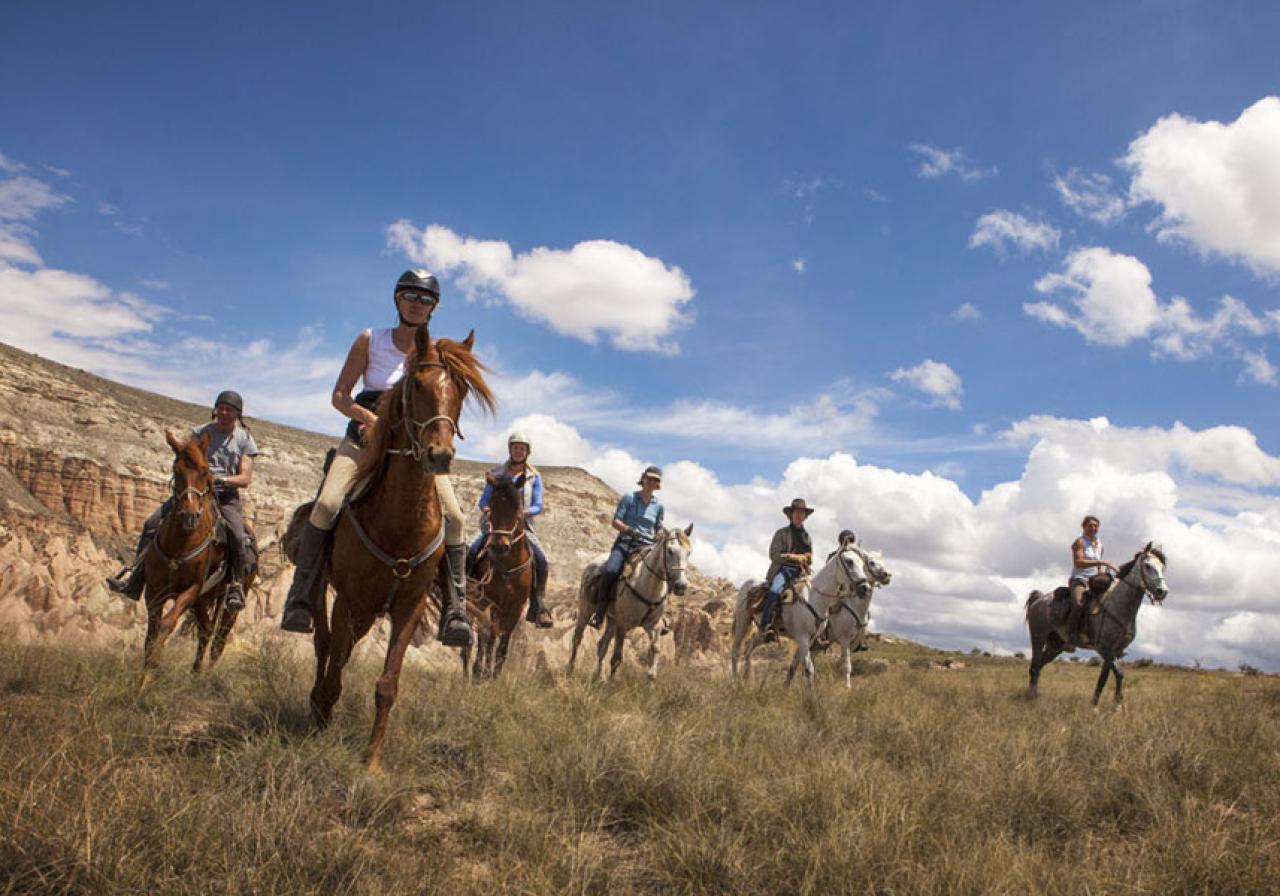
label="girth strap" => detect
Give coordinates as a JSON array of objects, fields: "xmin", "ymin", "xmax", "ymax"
[{"xmin": 343, "ymin": 500, "xmax": 446, "ymax": 616}]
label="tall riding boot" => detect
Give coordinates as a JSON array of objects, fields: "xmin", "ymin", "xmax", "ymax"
[
  {"xmin": 526, "ymin": 564, "xmax": 553, "ymax": 628},
  {"xmin": 760, "ymin": 592, "xmax": 781, "ymax": 643},
  {"xmin": 587, "ymin": 574, "xmax": 613, "ymax": 629},
  {"xmin": 106, "ymin": 532, "xmax": 153, "ymax": 600},
  {"xmin": 280, "ymin": 522, "xmax": 331, "ymax": 634},
  {"xmin": 438, "ymin": 544, "xmax": 474, "ymax": 648},
  {"xmin": 1065, "ymin": 600, "xmax": 1085, "ymax": 647}
]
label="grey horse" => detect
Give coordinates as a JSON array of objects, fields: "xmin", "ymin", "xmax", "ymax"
[{"xmin": 1024, "ymin": 542, "xmax": 1168, "ymax": 706}]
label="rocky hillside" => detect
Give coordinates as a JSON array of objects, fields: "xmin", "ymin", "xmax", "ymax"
[{"xmin": 0, "ymin": 341, "xmax": 733, "ymax": 666}]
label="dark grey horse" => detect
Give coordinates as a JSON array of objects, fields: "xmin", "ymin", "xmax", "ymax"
[{"xmin": 1024, "ymin": 542, "xmax": 1168, "ymax": 706}]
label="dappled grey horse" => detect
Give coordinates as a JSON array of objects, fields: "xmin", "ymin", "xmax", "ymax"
[
  {"xmin": 732, "ymin": 540, "xmax": 873, "ymax": 688},
  {"xmin": 569, "ymin": 525, "xmax": 693, "ymax": 681},
  {"xmin": 1024, "ymin": 542, "xmax": 1168, "ymax": 706},
  {"xmin": 824, "ymin": 544, "xmax": 892, "ymax": 688}
]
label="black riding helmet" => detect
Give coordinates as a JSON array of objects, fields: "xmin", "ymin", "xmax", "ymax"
[
  {"xmin": 212, "ymin": 389, "xmax": 243, "ymax": 418},
  {"xmin": 395, "ymin": 269, "xmax": 441, "ymax": 300}
]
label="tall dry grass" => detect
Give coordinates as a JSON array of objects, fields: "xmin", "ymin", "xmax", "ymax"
[{"xmin": 2, "ymin": 638, "xmax": 1278, "ymax": 895}]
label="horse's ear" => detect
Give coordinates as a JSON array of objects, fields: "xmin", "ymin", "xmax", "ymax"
[
  {"xmin": 484, "ymin": 471, "xmax": 497, "ymax": 487},
  {"xmin": 684, "ymin": 522, "xmax": 694, "ymax": 537},
  {"xmin": 462, "ymin": 329, "xmax": 475, "ymax": 351},
  {"xmin": 196, "ymin": 427, "xmax": 212, "ymax": 457},
  {"xmin": 515, "ymin": 473, "xmax": 526, "ymax": 489},
  {"xmin": 165, "ymin": 429, "xmax": 181, "ymax": 453},
  {"xmin": 414, "ymin": 323, "xmax": 431, "ymax": 356},
  {"xmin": 1144, "ymin": 540, "xmax": 1153, "ymax": 552}
]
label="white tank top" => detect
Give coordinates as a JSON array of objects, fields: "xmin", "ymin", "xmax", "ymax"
[
  {"xmin": 363, "ymin": 328, "xmax": 407, "ymax": 391},
  {"xmin": 1071, "ymin": 535, "xmax": 1103, "ymax": 582}
]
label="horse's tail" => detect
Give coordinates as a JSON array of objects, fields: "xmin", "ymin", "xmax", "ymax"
[{"xmin": 1024, "ymin": 590, "xmax": 1044, "ymax": 622}]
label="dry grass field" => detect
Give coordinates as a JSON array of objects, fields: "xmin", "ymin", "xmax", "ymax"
[{"xmin": 2, "ymin": 637, "xmax": 1278, "ymax": 895}]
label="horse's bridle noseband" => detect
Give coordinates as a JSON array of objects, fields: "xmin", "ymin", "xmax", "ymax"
[{"xmin": 386, "ymin": 360, "xmax": 464, "ymax": 462}]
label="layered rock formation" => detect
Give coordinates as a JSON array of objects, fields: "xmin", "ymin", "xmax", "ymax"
[{"xmin": 0, "ymin": 341, "xmax": 733, "ymax": 666}]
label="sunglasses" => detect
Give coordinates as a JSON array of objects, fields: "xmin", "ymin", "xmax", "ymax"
[{"xmin": 398, "ymin": 291, "xmax": 438, "ymax": 306}]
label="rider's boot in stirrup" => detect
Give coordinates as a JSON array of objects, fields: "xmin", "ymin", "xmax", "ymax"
[
  {"xmin": 587, "ymin": 575, "xmax": 612, "ymax": 629},
  {"xmin": 1064, "ymin": 600, "xmax": 1084, "ymax": 650},
  {"xmin": 280, "ymin": 522, "xmax": 330, "ymax": 634},
  {"xmin": 526, "ymin": 565, "xmax": 553, "ymax": 628},
  {"xmin": 760, "ymin": 593, "xmax": 780, "ymax": 643},
  {"xmin": 106, "ymin": 562, "xmax": 146, "ymax": 601},
  {"xmin": 439, "ymin": 544, "xmax": 474, "ymax": 647}
]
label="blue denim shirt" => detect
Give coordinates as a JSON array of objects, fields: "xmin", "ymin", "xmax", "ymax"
[{"xmin": 613, "ymin": 490, "xmax": 664, "ymax": 546}]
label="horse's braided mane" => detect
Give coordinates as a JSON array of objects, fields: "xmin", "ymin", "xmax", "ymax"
[{"xmin": 353, "ymin": 335, "xmax": 497, "ymax": 485}]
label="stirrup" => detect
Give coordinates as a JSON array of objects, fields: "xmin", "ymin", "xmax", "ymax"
[
  {"xmin": 224, "ymin": 583, "xmax": 245, "ymax": 612},
  {"xmin": 439, "ymin": 610, "xmax": 473, "ymax": 647}
]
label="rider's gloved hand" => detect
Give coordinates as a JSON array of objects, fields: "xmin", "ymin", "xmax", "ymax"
[{"xmin": 213, "ymin": 475, "xmax": 227, "ymax": 490}]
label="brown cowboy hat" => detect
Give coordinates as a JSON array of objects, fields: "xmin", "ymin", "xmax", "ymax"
[{"xmin": 783, "ymin": 497, "xmax": 815, "ymax": 518}]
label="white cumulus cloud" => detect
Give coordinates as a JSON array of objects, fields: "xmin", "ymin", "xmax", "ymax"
[
  {"xmin": 1124, "ymin": 96, "xmax": 1280, "ymax": 273},
  {"xmin": 387, "ymin": 221, "xmax": 695, "ymax": 354},
  {"xmin": 889, "ymin": 360, "xmax": 963, "ymax": 410}
]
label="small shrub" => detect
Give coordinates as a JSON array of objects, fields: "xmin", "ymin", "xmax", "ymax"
[
  {"xmin": 1131, "ymin": 658, "xmax": 1154, "ymax": 668},
  {"xmin": 1239, "ymin": 663, "xmax": 1261, "ymax": 677},
  {"xmin": 1087, "ymin": 657, "xmax": 1102, "ymax": 667}
]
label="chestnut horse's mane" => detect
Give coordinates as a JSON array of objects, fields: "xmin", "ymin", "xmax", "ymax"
[{"xmin": 354, "ymin": 334, "xmax": 497, "ymax": 485}]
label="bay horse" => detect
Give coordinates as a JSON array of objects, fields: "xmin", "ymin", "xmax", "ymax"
[
  {"xmin": 142, "ymin": 429, "xmax": 245, "ymax": 673},
  {"xmin": 731, "ymin": 539, "xmax": 871, "ymax": 687},
  {"xmin": 309, "ymin": 325, "xmax": 495, "ymax": 770},
  {"xmin": 823, "ymin": 543, "xmax": 892, "ymax": 688},
  {"xmin": 466, "ymin": 471, "xmax": 535, "ymax": 680},
  {"xmin": 1024, "ymin": 542, "xmax": 1168, "ymax": 706},
  {"xmin": 568, "ymin": 525, "xmax": 693, "ymax": 681}
]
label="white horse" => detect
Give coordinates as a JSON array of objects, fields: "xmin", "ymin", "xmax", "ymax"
[
  {"xmin": 731, "ymin": 540, "xmax": 872, "ymax": 687},
  {"xmin": 569, "ymin": 525, "xmax": 693, "ymax": 681},
  {"xmin": 823, "ymin": 544, "xmax": 892, "ymax": 688}
]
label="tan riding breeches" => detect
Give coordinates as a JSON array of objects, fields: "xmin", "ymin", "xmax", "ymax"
[{"xmin": 308, "ymin": 437, "xmax": 465, "ymax": 546}]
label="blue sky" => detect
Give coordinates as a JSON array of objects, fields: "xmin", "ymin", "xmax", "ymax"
[{"xmin": 4, "ymin": 2, "xmax": 1280, "ymax": 667}]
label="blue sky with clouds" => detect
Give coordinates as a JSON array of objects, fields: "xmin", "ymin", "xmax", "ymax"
[{"xmin": 5, "ymin": 2, "xmax": 1280, "ymax": 668}]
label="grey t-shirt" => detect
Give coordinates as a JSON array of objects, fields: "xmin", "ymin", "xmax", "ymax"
[{"xmin": 192, "ymin": 422, "xmax": 259, "ymax": 479}]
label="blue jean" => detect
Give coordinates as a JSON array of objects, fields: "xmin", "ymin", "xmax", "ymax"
[{"xmin": 761, "ymin": 565, "xmax": 800, "ymax": 627}]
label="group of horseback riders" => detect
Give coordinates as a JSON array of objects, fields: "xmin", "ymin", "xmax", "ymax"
[{"xmin": 106, "ymin": 267, "xmax": 1118, "ymax": 650}]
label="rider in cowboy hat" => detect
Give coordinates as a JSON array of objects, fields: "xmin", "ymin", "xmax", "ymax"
[
  {"xmin": 588, "ymin": 464, "xmax": 665, "ymax": 629},
  {"xmin": 106, "ymin": 390, "xmax": 258, "ymax": 612},
  {"xmin": 278, "ymin": 270, "xmax": 472, "ymax": 646},
  {"xmin": 759, "ymin": 497, "xmax": 815, "ymax": 642},
  {"xmin": 466, "ymin": 431, "xmax": 553, "ymax": 628}
]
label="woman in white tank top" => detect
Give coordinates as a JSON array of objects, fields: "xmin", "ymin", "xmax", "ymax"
[
  {"xmin": 1066, "ymin": 515, "xmax": 1119, "ymax": 642},
  {"xmin": 280, "ymin": 269, "xmax": 472, "ymax": 648}
]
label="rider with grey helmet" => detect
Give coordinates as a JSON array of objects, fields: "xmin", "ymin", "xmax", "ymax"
[
  {"xmin": 466, "ymin": 431, "xmax": 553, "ymax": 628},
  {"xmin": 106, "ymin": 390, "xmax": 258, "ymax": 612},
  {"xmin": 278, "ymin": 270, "xmax": 473, "ymax": 647}
]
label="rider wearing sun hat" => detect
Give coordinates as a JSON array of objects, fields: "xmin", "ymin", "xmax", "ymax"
[
  {"xmin": 466, "ymin": 431, "xmax": 553, "ymax": 628},
  {"xmin": 106, "ymin": 390, "xmax": 258, "ymax": 611},
  {"xmin": 759, "ymin": 497, "xmax": 815, "ymax": 642},
  {"xmin": 278, "ymin": 270, "xmax": 472, "ymax": 646},
  {"xmin": 588, "ymin": 464, "xmax": 665, "ymax": 629}
]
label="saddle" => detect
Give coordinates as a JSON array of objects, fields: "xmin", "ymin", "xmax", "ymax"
[
  {"xmin": 1051, "ymin": 574, "xmax": 1113, "ymax": 614},
  {"xmin": 745, "ymin": 579, "xmax": 805, "ymax": 634},
  {"xmin": 585, "ymin": 545, "xmax": 648, "ymax": 601}
]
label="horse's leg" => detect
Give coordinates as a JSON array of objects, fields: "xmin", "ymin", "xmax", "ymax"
[
  {"xmin": 593, "ymin": 617, "xmax": 614, "ymax": 681},
  {"xmin": 310, "ymin": 596, "xmax": 373, "ymax": 729},
  {"xmin": 730, "ymin": 611, "xmax": 748, "ymax": 679},
  {"xmin": 209, "ymin": 603, "xmax": 236, "ymax": 668},
  {"xmin": 743, "ymin": 633, "xmax": 759, "ymax": 680},
  {"xmin": 568, "ymin": 621, "xmax": 584, "ymax": 674},
  {"xmin": 366, "ymin": 598, "xmax": 424, "ymax": 771},
  {"xmin": 1091, "ymin": 654, "xmax": 1113, "ymax": 708},
  {"xmin": 495, "ymin": 631, "xmax": 512, "ymax": 678},
  {"xmin": 608, "ymin": 621, "xmax": 627, "ymax": 680},
  {"xmin": 145, "ymin": 583, "xmax": 201, "ymax": 670},
  {"xmin": 645, "ymin": 624, "xmax": 660, "ymax": 681},
  {"xmin": 190, "ymin": 598, "xmax": 213, "ymax": 675},
  {"xmin": 1111, "ymin": 656, "xmax": 1125, "ymax": 707},
  {"xmin": 311, "ymin": 589, "xmax": 332, "ymax": 698},
  {"xmin": 840, "ymin": 638, "xmax": 853, "ymax": 689}
]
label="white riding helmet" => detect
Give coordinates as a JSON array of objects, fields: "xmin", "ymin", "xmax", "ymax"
[{"xmin": 508, "ymin": 431, "xmax": 531, "ymax": 454}]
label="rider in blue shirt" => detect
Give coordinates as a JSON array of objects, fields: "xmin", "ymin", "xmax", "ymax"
[
  {"xmin": 466, "ymin": 432, "xmax": 553, "ymax": 627},
  {"xmin": 588, "ymin": 465, "xmax": 664, "ymax": 628}
]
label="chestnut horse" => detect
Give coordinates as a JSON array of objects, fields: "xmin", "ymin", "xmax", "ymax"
[
  {"xmin": 309, "ymin": 325, "xmax": 495, "ymax": 769},
  {"xmin": 466, "ymin": 471, "xmax": 534, "ymax": 680},
  {"xmin": 142, "ymin": 429, "xmax": 246, "ymax": 673}
]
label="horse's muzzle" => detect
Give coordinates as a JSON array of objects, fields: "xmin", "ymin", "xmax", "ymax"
[
  {"xmin": 1152, "ymin": 588, "xmax": 1168, "ymax": 604},
  {"xmin": 672, "ymin": 581, "xmax": 688, "ymax": 597},
  {"xmin": 179, "ymin": 511, "xmax": 200, "ymax": 531},
  {"xmin": 422, "ymin": 444, "xmax": 454, "ymax": 474}
]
